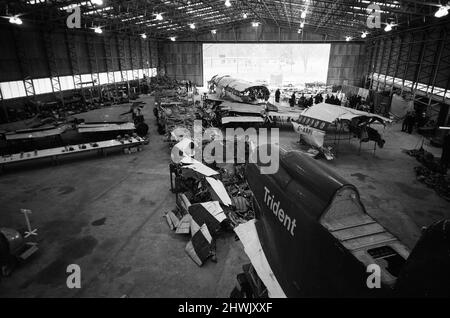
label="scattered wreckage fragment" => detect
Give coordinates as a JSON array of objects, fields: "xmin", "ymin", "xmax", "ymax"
[{"xmin": 165, "ymin": 138, "xmax": 256, "ymax": 267}]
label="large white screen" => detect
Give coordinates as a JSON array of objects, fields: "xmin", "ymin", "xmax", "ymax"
[{"xmin": 203, "ymin": 43, "xmax": 331, "ymax": 87}]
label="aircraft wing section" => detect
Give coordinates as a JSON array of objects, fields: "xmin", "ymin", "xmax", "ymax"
[
  {"xmin": 301, "ymin": 103, "xmax": 392, "ymax": 124},
  {"xmin": 234, "ymin": 220, "xmax": 287, "ymax": 298}
]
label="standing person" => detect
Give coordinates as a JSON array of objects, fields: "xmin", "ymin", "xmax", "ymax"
[
  {"xmin": 314, "ymin": 93, "xmax": 321, "ymax": 104},
  {"xmin": 298, "ymin": 93, "xmax": 306, "ymax": 108},
  {"xmin": 185, "ymin": 81, "xmax": 189, "ymax": 92},
  {"xmin": 329, "ymin": 95, "xmax": 336, "ymax": 104},
  {"xmin": 289, "ymin": 92, "xmax": 296, "ymax": 107},
  {"xmin": 402, "ymin": 111, "xmax": 411, "ymax": 132},
  {"xmin": 188, "ymin": 80, "xmax": 192, "ymax": 92},
  {"xmin": 406, "ymin": 111, "xmax": 415, "ymax": 134},
  {"xmin": 275, "ymin": 89, "xmax": 281, "ymax": 103}
]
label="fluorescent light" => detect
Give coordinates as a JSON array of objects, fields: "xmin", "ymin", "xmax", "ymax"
[
  {"xmin": 301, "ymin": 11, "xmax": 306, "ymax": 19},
  {"xmin": 252, "ymin": 21, "xmax": 259, "ymax": 27},
  {"xmin": 345, "ymin": 36, "xmax": 352, "ymax": 41},
  {"xmin": 211, "ymin": 29, "xmax": 217, "ymax": 34},
  {"xmin": 243, "ymin": 13, "xmax": 247, "ymax": 19},
  {"xmin": 91, "ymin": 0, "xmax": 103, "ymax": 5},
  {"xmin": 384, "ymin": 23, "xmax": 392, "ymax": 32},
  {"xmin": 189, "ymin": 23, "xmax": 195, "ymax": 29},
  {"xmin": 170, "ymin": 36, "xmax": 176, "ymax": 41},
  {"xmin": 155, "ymin": 13, "xmax": 163, "ymax": 21},
  {"xmin": 361, "ymin": 31, "xmax": 368, "ymax": 38},
  {"xmin": 300, "ymin": 22, "xmax": 304, "ymax": 28},
  {"xmin": 435, "ymin": 6, "xmax": 449, "ymax": 18},
  {"xmin": 297, "ymin": 29, "xmax": 302, "ymax": 34},
  {"xmin": 9, "ymin": 16, "xmax": 23, "ymax": 25},
  {"xmin": 141, "ymin": 33, "xmax": 147, "ymax": 39},
  {"xmin": 94, "ymin": 26, "xmax": 103, "ymax": 34},
  {"xmin": 225, "ymin": 0, "xmax": 231, "ymax": 7}
]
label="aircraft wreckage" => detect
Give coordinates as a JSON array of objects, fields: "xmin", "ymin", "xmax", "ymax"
[{"xmin": 237, "ymin": 146, "xmax": 450, "ymax": 297}]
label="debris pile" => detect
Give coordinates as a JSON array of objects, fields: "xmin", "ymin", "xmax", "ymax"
[
  {"xmin": 149, "ymin": 75, "xmax": 180, "ymax": 91},
  {"xmin": 405, "ymin": 148, "xmax": 450, "ymax": 201},
  {"xmin": 414, "ymin": 166, "xmax": 450, "ymax": 201},
  {"xmin": 155, "ymin": 100, "xmax": 198, "ymax": 141},
  {"xmin": 164, "ymin": 139, "xmax": 256, "ymax": 267}
]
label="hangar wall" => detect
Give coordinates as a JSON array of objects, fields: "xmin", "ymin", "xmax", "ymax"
[
  {"xmin": 326, "ymin": 43, "xmax": 367, "ymax": 87},
  {"xmin": 158, "ymin": 24, "xmax": 367, "ymax": 87},
  {"xmin": 158, "ymin": 42, "xmax": 203, "ymax": 85},
  {"xmin": 0, "ymin": 22, "xmax": 159, "ymax": 83},
  {"xmin": 366, "ymin": 21, "xmax": 450, "ymax": 105}
]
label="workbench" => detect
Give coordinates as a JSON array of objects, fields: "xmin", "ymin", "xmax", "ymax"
[
  {"xmin": 1, "ymin": 137, "xmax": 144, "ymax": 171},
  {"xmin": 77, "ymin": 122, "xmax": 136, "ymax": 133}
]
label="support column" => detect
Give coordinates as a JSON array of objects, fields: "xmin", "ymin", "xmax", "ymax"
[
  {"xmin": 43, "ymin": 31, "xmax": 62, "ymax": 95},
  {"xmin": 116, "ymin": 35, "xmax": 128, "ymax": 83},
  {"xmin": 86, "ymin": 33, "xmax": 101, "ymax": 97},
  {"xmin": 103, "ymin": 36, "xmax": 115, "ymax": 84},
  {"xmin": 66, "ymin": 31, "xmax": 82, "ymax": 89}
]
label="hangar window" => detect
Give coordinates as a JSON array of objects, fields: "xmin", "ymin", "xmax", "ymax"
[
  {"xmin": 0, "ymin": 81, "xmax": 27, "ymax": 99},
  {"xmin": 98, "ymin": 72, "xmax": 109, "ymax": 85},
  {"xmin": 32, "ymin": 78, "xmax": 53, "ymax": 95},
  {"xmin": 59, "ymin": 76, "xmax": 75, "ymax": 91},
  {"xmin": 81, "ymin": 74, "xmax": 93, "ymax": 86}
]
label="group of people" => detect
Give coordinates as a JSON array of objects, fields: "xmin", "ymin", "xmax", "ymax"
[
  {"xmin": 274, "ymin": 89, "xmax": 343, "ymax": 109},
  {"xmin": 294, "ymin": 93, "xmax": 314, "ymax": 108},
  {"xmin": 347, "ymin": 95, "xmax": 363, "ymax": 109},
  {"xmin": 274, "ymin": 89, "xmax": 315, "ymax": 108},
  {"xmin": 324, "ymin": 94, "xmax": 342, "ymax": 105}
]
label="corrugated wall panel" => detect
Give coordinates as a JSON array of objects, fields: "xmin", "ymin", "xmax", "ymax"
[
  {"xmin": 326, "ymin": 43, "xmax": 366, "ymax": 86},
  {"xmin": 0, "ymin": 24, "xmax": 158, "ymax": 82},
  {"xmin": 0, "ymin": 26, "xmax": 21, "ymax": 81},
  {"xmin": 160, "ymin": 42, "xmax": 202, "ymax": 85}
]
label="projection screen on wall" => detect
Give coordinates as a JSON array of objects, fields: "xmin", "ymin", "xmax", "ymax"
[{"xmin": 202, "ymin": 43, "xmax": 331, "ymax": 88}]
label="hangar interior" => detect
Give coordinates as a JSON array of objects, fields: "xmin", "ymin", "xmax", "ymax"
[{"xmin": 0, "ymin": 0, "xmax": 449, "ymax": 298}]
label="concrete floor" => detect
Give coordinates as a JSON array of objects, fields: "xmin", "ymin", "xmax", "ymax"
[{"xmin": 1, "ymin": 96, "xmax": 449, "ymax": 297}]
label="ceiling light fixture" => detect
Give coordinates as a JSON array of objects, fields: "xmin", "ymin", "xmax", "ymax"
[
  {"xmin": 91, "ymin": 0, "xmax": 103, "ymax": 5},
  {"xmin": 155, "ymin": 13, "xmax": 163, "ymax": 21},
  {"xmin": 297, "ymin": 29, "xmax": 302, "ymax": 34},
  {"xmin": 170, "ymin": 36, "xmax": 176, "ymax": 41},
  {"xmin": 384, "ymin": 23, "xmax": 393, "ymax": 32},
  {"xmin": 94, "ymin": 26, "xmax": 103, "ymax": 34},
  {"xmin": 141, "ymin": 33, "xmax": 147, "ymax": 39},
  {"xmin": 345, "ymin": 36, "xmax": 352, "ymax": 41},
  {"xmin": 211, "ymin": 29, "xmax": 217, "ymax": 34},
  {"xmin": 243, "ymin": 13, "xmax": 248, "ymax": 19},
  {"xmin": 189, "ymin": 23, "xmax": 195, "ymax": 29},
  {"xmin": 300, "ymin": 22, "xmax": 304, "ymax": 28},
  {"xmin": 435, "ymin": 5, "xmax": 449, "ymax": 18},
  {"xmin": 361, "ymin": 31, "xmax": 368, "ymax": 38},
  {"xmin": 9, "ymin": 16, "xmax": 23, "ymax": 25},
  {"xmin": 225, "ymin": 0, "xmax": 231, "ymax": 7},
  {"xmin": 301, "ymin": 11, "xmax": 307, "ymax": 19},
  {"xmin": 252, "ymin": 21, "xmax": 259, "ymax": 27}
]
